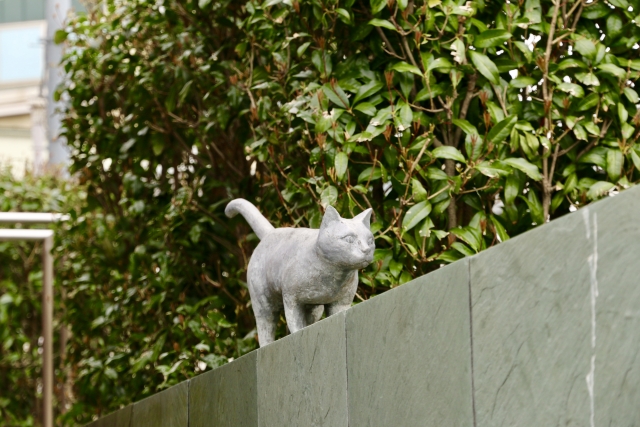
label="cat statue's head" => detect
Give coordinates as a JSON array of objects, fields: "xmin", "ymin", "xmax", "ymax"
[{"xmin": 316, "ymin": 206, "xmax": 375, "ymax": 270}]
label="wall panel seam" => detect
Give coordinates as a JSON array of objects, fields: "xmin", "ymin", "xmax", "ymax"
[
  {"xmin": 257, "ymin": 350, "xmax": 261, "ymax": 427},
  {"xmin": 344, "ymin": 312, "xmax": 350, "ymax": 427},
  {"xmin": 468, "ymin": 258, "xmax": 477, "ymax": 427}
]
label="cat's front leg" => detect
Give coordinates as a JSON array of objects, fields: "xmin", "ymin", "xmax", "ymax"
[
  {"xmin": 325, "ymin": 272, "xmax": 358, "ymax": 317},
  {"xmin": 283, "ymin": 295, "xmax": 307, "ymax": 333}
]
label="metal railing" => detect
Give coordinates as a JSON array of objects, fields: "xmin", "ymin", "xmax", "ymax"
[{"xmin": 0, "ymin": 213, "xmax": 66, "ymax": 427}]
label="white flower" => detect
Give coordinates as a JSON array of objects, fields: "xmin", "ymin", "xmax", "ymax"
[{"xmin": 492, "ymin": 198, "xmax": 505, "ymax": 216}]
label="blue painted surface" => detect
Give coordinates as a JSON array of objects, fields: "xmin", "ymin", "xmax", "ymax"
[{"xmin": 0, "ymin": 26, "xmax": 43, "ymax": 82}]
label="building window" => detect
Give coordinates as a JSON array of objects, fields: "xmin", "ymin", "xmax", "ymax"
[
  {"xmin": 0, "ymin": 23, "xmax": 44, "ymax": 83},
  {"xmin": 0, "ymin": 0, "xmax": 46, "ymax": 24}
]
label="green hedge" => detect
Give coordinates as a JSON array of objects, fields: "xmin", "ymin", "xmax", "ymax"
[
  {"xmin": 54, "ymin": 0, "xmax": 640, "ymax": 423},
  {"xmin": 0, "ymin": 170, "xmax": 72, "ymax": 426}
]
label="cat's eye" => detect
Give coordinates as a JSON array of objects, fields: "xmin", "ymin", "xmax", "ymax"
[{"xmin": 342, "ymin": 235, "xmax": 356, "ymax": 243}]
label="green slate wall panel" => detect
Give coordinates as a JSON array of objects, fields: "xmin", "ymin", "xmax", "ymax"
[
  {"xmin": 469, "ymin": 186, "xmax": 640, "ymax": 426},
  {"xmin": 588, "ymin": 188, "xmax": 640, "ymax": 425},
  {"xmin": 346, "ymin": 259, "xmax": 473, "ymax": 427},
  {"xmin": 84, "ymin": 405, "xmax": 132, "ymax": 427},
  {"xmin": 256, "ymin": 312, "xmax": 348, "ymax": 427},
  {"xmin": 470, "ymin": 211, "xmax": 591, "ymax": 427},
  {"xmin": 189, "ymin": 352, "xmax": 257, "ymax": 427},
  {"xmin": 130, "ymin": 380, "xmax": 188, "ymax": 427},
  {"xmin": 470, "ymin": 210, "xmax": 593, "ymax": 426}
]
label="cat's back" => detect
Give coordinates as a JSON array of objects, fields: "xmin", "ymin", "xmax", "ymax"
[{"xmin": 253, "ymin": 227, "xmax": 318, "ymax": 261}]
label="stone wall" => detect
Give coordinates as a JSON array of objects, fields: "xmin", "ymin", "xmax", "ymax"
[{"xmin": 87, "ymin": 185, "xmax": 640, "ymax": 427}]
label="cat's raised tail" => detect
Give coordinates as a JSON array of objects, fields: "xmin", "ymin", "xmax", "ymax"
[{"xmin": 225, "ymin": 198, "xmax": 275, "ymax": 240}]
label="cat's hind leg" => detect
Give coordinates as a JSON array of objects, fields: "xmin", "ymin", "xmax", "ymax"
[
  {"xmin": 305, "ymin": 304, "xmax": 324, "ymax": 325},
  {"xmin": 325, "ymin": 302, "xmax": 351, "ymax": 317},
  {"xmin": 283, "ymin": 295, "xmax": 307, "ymax": 333}
]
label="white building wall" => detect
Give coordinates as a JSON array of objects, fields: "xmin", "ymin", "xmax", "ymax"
[{"xmin": 0, "ymin": 19, "xmax": 46, "ymax": 177}]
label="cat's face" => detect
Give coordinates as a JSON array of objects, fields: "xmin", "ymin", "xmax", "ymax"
[{"xmin": 316, "ymin": 206, "xmax": 375, "ymax": 269}]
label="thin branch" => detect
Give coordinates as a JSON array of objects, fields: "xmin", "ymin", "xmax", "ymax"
[
  {"xmin": 400, "ymin": 34, "xmax": 420, "ymax": 71},
  {"xmin": 374, "ymin": 27, "xmax": 400, "ymax": 57},
  {"xmin": 409, "ymin": 103, "xmax": 444, "ymax": 113},
  {"xmin": 549, "ymin": 143, "xmax": 561, "ymax": 182},
  {"xmin": 570, "ymin": 0, "xmax": 585, "ymax": 31},
  {"xmin": 453, "ymin": 74, "xmax": 478, "ymax": 147},
  {"xmin": 557, "ymin": 139, "xmax": 581, "ymax": 157}
]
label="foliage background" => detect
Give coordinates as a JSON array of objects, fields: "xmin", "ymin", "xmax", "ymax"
[
  {"xmin": 0, "ymin": 171, "xmax": 72, "ymax": 426},
  {"xmin": 4, "ymin": 0, "xmax": 640, "ymax": 424}
]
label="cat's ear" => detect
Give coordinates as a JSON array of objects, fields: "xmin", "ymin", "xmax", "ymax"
[
  {"xmin": 353, "ymin": 208, "xmax": 373, "ymax": 228},
  {"xmin": 320, "ymin": 205, "xmax": 341, "ymax": 229}
]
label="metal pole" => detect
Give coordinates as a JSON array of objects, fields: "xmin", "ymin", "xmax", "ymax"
[
  {"xmin": 42, "ymin": 235, "xmax": 54, "ymax": 427},
  {"xmin": 0, "ymin": 227, "xmax": 56, "ymax": 427}
]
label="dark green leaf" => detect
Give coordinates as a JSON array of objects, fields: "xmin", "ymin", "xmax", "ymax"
[
  {"xmin": 597, "ymin": 63, "xmax": 626, "ymax": 79},
  {"xmin": 509, "ymin": 76, "xmax": 537, "ymax": 88},
  {"xmin": 606, "ymin": 149, "xmax": 623, "ymax": 182},
  {"xmin": 574, "ymin": 39, "xmax": 596, "ymax": 59},
  {"xmin": 474, "ymin": 29, "xmax": 512, "ymax": 48},
  {"xmin": 557, "ymin": 58, "xmax": 587, "ymax": 70},
  {"xmin": 452, "ymin": 119, "xmax": 478, "ymax": 136},
  {"xmin": 578, "ymin": 93, "xmax": 599, "ymax": 111},
  {"xmin": 557, "ymin": 82, "xmax": 584, "ymax": 97},
  {"xmin": 503, "ymin": 158, "xmax": 542, "ymax": 180},
  {"xmin": 469, "ymin": 51, "xmax": 500, "ymax": 84},
  {"xmin": 403, "ymin": 201, "xmax": 432, "ymax": 231},
  {"xmin": 623, "ymin": 87, "xmax": 639, "ymax": 103},
  {"xmin": 370, "ymin": 0, "xmax": 387, "ymax": 14},
  {"xmin": 368, "ymin": 18, "xmax": 396, "ymax": 31},
  {"xmin": 487, "ymin": 115, "xmax": 518, "ymax": 145},
  {"xmin": 354, "ymin": 102, "xmax": 377, "ymax": 116},
  {"xmin": 432, "ymin": 146, "xmax": 466, "ymax": 163},
  {"xmin": 587, "ymin": 181, "xmax": 615, "ymax": 199},
  {"xmin": 336, "ymin": 8, "xmax": 351, "ymax": 24},
  {"xmin": 358, "ymin": 167, "xmax": 383, "ymax": 183},
  {"xmin": 354, "ymin": 80, "xmax": 384, "ymax": 104},
  {"xmin": 335, "ymin": 152, "xmax": 349, "ymax": 180},
  {"xmin": 414, "ymin": 84, "xmax": 445, "ymax": 101},
  {"xmin": 390, "ymin": 61, "xmax": 423, "ymax": 76}
]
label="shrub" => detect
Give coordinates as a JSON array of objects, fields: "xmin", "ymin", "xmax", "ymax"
[{"xmin": 57, "ymin": 0, "xmax": 640, "ymax": 421}]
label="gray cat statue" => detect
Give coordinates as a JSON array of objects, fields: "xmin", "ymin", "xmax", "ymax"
[{"xmin": 225, "ymin": 199, "xmax": 375, "ymax": 346}]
